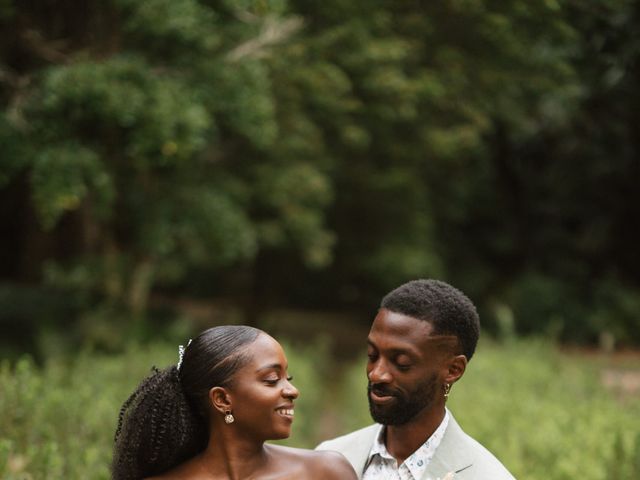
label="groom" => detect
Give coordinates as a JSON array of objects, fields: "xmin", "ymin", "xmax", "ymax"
[{"xmin": 317, "ymin": 279, "xmax": 514, "ymax": 479}]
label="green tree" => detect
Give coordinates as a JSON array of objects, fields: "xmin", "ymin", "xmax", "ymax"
[
  {"xmin": 1, "ymin": 0, "xmax": 639, "ymax": 347},
  {"xmin": 0, "ymin": 0, "xmax": 333, "ymax": 330}
]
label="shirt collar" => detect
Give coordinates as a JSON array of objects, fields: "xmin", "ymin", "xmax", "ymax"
[{"xmin": 367, "ymin": 409, "xmax": 451, "ymax": 478}]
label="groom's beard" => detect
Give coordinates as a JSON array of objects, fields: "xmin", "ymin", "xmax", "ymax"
[{"xmin": 367, "ymin": 373, "xmax": 438, "ymax": 425}]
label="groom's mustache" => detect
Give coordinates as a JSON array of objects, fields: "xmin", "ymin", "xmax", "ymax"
[{"xmin": 368, "ymin": 382, "xmax": 401, "ymax": 398}]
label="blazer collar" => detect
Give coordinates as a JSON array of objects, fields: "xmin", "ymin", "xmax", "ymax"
[
  {"xmin": 352, "ymin": 425, "xmax": 382, "ymax": 476},
  {"xmin": 421, "ymin": 411, "xmax": 474, "ymax": 480}
]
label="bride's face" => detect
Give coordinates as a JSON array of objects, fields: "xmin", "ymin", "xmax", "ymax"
[{"xmin": 227, "ymin": 334, "xmax": 299, "ymax": 440}]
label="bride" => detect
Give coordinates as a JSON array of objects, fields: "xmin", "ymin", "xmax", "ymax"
[{"xmin": 112, "ymin": 325, "xmax": 356, "ymax": 479}]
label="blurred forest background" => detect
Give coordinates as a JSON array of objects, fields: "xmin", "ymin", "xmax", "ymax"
[
  {"xmin": 2, "ymin": 0, "xmax": 640, "ymax": 352},
  {"xmin": 1, "ymin": 0, "xmax": 640, "ymax": 479}
]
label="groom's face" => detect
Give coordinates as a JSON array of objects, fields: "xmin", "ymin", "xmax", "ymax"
[
  {"xmin": 367, "ymin": 367, "xmax": 438, "ymax": 425},
  {"xmin": 366, "ymin": 309, "xmax": 455, "ymax": 425}
]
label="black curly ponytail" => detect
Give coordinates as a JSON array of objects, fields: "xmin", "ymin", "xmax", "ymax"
[{"xmin": 112, "ymin": 325, "xmax": 262, "ymax": 480}]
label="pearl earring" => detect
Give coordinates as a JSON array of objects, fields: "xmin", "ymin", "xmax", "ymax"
[{"xmin": 224, "ymin": 410, "xmax": 235, "ymax": 424}]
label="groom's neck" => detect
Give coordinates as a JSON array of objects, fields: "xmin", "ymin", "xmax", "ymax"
[{"xmin": 384, "ymin": 405, "xmax": 446, "ymax": 465}]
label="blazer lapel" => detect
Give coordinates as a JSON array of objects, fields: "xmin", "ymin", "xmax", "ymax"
[
  {"xmin": 421, "ymin": 413, "xmax": 473, "ymax": 480},
  {"xmin": 348, "ymin": 424, "xmax": 381, "ymax": 478}
]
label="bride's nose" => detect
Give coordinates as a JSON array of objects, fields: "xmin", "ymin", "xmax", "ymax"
[{"xmin": 283, "ymin": 379, "xmax": 299, "ymax": 399}]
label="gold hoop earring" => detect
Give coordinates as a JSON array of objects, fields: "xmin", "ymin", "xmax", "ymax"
[
  {"xmin": 224, "ymin": 410, "xmax": 235, "ymax": 424},
  {"xmin": 443, "ymin": 383, "xmax": 451, "ymax": 399}
]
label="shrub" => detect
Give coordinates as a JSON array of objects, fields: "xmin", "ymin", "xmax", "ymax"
[{"xmin": 1, "ymin": 339, "xmax": 639, "ymax": 479}]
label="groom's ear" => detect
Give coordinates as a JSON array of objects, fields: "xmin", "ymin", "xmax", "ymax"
[
  {"xmin": 445, "ymin": 354, "xmax": 467, "ymax": 384},
  {"xmin": 209, "ymin": 386, "xmax": 232, "ymax": 414}
]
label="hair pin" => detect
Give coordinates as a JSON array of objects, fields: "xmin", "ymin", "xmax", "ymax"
[{"xmin": 177, "ymin": 338, "xmax": 192, "ymax": 371}]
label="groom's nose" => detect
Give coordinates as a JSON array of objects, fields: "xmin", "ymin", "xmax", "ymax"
[{"xmin": 367, "ymin": 358, "xmax": 392, "ymax": 383}]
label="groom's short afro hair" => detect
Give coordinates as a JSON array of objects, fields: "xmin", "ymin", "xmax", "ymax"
[{"xmin": 380, "ymin": 279, "xmax": 480, "ymax": 360}]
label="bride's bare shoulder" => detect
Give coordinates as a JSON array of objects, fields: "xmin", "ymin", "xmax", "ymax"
[
  {"xmin": 310, "ymin": 449, "xmax": 358, "ymax": 479},
  {"xmin": 270, "ymin": 445, "xmax": 357, "ymax": 479}
]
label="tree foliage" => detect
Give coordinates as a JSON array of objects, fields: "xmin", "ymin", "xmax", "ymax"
[{"xmin": 1, "ymin": 0, "xmax": 638, "ymax": 347}]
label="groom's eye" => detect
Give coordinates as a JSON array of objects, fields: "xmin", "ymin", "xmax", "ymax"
[{"xmin": 394, "ymin": 355, "xmax": 412, "ymax": 370}]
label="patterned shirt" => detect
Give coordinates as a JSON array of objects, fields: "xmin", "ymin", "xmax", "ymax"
[{"xmin": 362, "ymin": 410, "xmax": 450, "ymax": 480}]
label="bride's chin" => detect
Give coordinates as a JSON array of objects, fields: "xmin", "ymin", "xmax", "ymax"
[{"xmin": 273, "ymin": 428, "xmax": 292, "ymax": 440}]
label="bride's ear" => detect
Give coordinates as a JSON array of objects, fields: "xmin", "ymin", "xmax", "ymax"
[{"xmin": 209, "ymin": 386, "xmax": 232, "ymax": 414}]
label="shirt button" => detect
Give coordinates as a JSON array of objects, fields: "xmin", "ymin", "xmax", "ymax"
[{"xmin": 417, "ymin": 460, "xmax": 424, "ymax": 467}]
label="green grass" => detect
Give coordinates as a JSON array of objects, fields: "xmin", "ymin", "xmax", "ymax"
[{"xmin": 1, "ymin": 339, "xmax": 639, "ymax": 479}]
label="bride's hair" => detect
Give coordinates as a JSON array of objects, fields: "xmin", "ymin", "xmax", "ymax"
[{"xmin": 112, "ymin": 325, "xmax": 262, "ymax": 480}]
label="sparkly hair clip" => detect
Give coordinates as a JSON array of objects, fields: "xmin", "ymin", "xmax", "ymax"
[{"xmin": 177, "ymin": 338, "xmax": 192, "ymax": 371}]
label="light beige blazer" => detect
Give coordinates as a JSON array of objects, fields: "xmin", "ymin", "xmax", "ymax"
[{"xmin": 316, "ymin": 412, "xmax": 515, "ymax": 480}]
